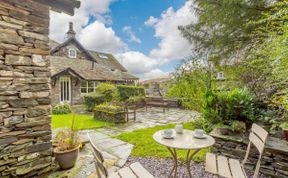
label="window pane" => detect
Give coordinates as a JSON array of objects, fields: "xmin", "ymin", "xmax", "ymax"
[
  {"xmin": 88, "ymin": 81, "xmax": 94, "ymax": 87},
  {"xmin": 81, "ymin": 81, "xmax": 87, "ymax": 87},
  {"xmin": 81, "ymin": 88, "xmax": 87, "ymax": 93},
  {"xmin": 88, "ymin": 88, "xmax": 94, "ymax": 93}
]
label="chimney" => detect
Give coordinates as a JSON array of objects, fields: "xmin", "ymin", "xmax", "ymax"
[{"xmin": 66, "ymin": 22, "xmax": 76, "ymax": 39}]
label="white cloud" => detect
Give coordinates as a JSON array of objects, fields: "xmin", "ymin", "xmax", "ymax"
[
  {"xmin": 142, "ymin": 68, "xmax": 169, "ymax": 80},
  {"xmin": 123, "ymin": 26, "xmax": 141, "ymax": 44},
  {"xmin": 115, "ymin": 51, "xmax": 157, "ymax": 74},
  {"xmin": 79, "ymin": 21, "xmax": 127, "ymax": 53},
  {"xmin": 144, "ymin": 16, "xmax": 159, "ymax": 26},
  {"xmin": 146, "ymin": 1, "xmax": 195, "ymax": 63},
  {"xmin": 49, "ymin": 0, "xmax": 116, "ymax": 42}
]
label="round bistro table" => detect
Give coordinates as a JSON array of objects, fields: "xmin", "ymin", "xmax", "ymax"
[{"xmin": 153, "ymin": 129, "xmax": 215, "ymax": 178}]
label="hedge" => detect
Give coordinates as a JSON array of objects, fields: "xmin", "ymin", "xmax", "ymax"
[
  {"xmin": 83, "ymin": 92, "xmax": 106, "ymax": 111},
  {"xmin": 117, "ymin": 85, "xmax": 145, "ymax": 101}
]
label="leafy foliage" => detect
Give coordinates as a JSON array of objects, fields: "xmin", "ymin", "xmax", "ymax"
[
  {"xmin": 127, "ymin": 96, "xmax": 145, "ymax": 103},
  {"xmin": 83, "ymin": 92, "xmax": 106, "ymax": 111},
  {"xmin": 179, "ymin": 0, "xmax": 281, "ymax": 60},
  {"xmin": 94, "ymin": 103, "xmax": 124, "ymax": 113},
  {"xmin": 52, "ymin": 103, "xmax": 72, "ymax": 115},
  {"xmin": 95, "ymin": 83, "xmax": 118, "ymax": 101},
  {"xmin": 203, "ymin": 89, "xmax": 257, "ymax": 125},
  {"xmin": 116, "ymin": 85, "xmax": 145, "ymax": 101},
  {"xmin": 166, "ymin": 55, "xmax": 213, "ymax": 111}
]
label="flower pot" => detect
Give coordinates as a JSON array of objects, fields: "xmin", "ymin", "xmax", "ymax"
[
  {"xmin": 54, "ymin": 146, "xmax": 79, "ymax": 170},
  {"xmin": 283, "ymin": 129, "xmax": 288, "ymax": 142}
]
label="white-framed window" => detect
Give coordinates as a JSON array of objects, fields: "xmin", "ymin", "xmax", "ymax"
[
  {"xmin": 80, "ymin": 81, "xmax": 98, "ymax": 94},
  {"xmin": 68, "ymin": 48, "xmax": 77, "ymax": 58},
  {"xmin": 216, "ymin": 71, "xmax": 225, "ymax": 80}
]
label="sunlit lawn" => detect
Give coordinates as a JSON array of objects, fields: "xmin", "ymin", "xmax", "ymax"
[
  {"xmin": 52, "ymin": 114, "xmax": 114, "ymax": 130},
  {"xmin": 115, "ymin": 122, "xmax": 209, "ymax": 162}
]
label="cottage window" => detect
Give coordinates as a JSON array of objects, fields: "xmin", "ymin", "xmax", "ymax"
[
  {"xmin": 80, "ymin": 81, "xmax": 98, "ymax": 94},
  {"xmin": 216, "ymin": 72, "xmax": 224, "ymax": 80},
  {"xmin": 68, "ymin": 48, "xmax": 77, "ymax": 58}
]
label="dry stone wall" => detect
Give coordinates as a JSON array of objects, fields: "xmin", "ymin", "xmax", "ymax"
[
  {"xmin": 0, "ymin": 0, "xmax": 52, "ymax": 177},
  {"xmin": 210, "ymin": 128, "xmax": 288, "ymax": 178}
]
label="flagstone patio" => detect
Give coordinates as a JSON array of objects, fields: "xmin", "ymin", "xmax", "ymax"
[{"xmin": 48, "ymin": 107, "xmax": 198, "ymax": 177}]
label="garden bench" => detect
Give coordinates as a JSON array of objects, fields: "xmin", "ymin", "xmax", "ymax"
[
  {"xmin": 206, "ymin": 123, "xmax": 268, "ymax": 178},
  {"xmin": 111, "ymin": 102, "xmax": 142, "ymax": 122},
  {"xmin": 88, "ymin": 134, "xmax": 155, "ymax": 178},
  {"xmin": 145, "ymin": 97, "xmax": 169, "ymax": 112}
]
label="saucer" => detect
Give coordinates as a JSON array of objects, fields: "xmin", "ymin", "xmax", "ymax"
[{"xmin": 193, "ymin": 133, "xmax": 206, "ymax": 139}]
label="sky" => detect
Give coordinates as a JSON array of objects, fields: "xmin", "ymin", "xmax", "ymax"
[{"xmin": 49, "ymin": 0, "xmax": 196, "ymax": 80}]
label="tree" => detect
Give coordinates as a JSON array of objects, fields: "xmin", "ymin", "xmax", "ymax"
[{"xmin": 179, "ymin": 0, "xmax": 284, "ymax": 60}]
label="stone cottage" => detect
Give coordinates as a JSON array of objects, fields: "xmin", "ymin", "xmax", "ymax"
[
  {"xmin": 0, "ymin": 0, "xmax": 79, "ymax": 177},
  {"xmin": 49, "ymin": 23, "xmax": 138, "ymax": 105}
]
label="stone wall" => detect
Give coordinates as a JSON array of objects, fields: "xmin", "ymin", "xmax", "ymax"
[
  {"xmin": 0, "ymin": 0, "xmax": 53, "ymax": 177},
  {"xmin": 210, "ymin": 128, "xmax": 288, "ymax": 178}
]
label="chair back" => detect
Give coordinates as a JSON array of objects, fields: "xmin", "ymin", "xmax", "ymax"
[
  {"xmin": 242, "ymin": 124, "xmax": 268, "ymax": 178},
  {"xmin": 87, "ymin": 133, "xmax": 108, "ymax": 178}
]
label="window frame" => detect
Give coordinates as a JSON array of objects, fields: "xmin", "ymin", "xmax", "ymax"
[
  {"xmin": 80, "ymin": 81, "xmax": 98, "ymax": 95},
  {"xmin": 68, "ymin": 48, "xmax": 77, "ymax": 58}
]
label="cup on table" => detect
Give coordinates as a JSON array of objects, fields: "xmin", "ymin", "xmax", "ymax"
[
  {"xmin": 175, "ymin": 124, "xmax": 183, "ymax": 134},
  {"xmin": 194, "ymin": 129, "xmax": 204, "ymax": 137},
  {"xmin": 162, "ymin": 129, "xmax": 173, "ymax": 138}
]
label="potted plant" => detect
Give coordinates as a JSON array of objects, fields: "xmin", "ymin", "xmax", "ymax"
[
  {"xmin": 53, "ymin": 115, "xmax": 81, "ymax": 169},
  {"xmin": 280, "ymin": 122, "xmax": 288, "ymax": 141}
]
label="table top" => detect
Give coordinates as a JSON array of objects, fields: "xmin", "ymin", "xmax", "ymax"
[{"xmin": 153, "ymin": 129, "xmax": 215, "ymax": 150}]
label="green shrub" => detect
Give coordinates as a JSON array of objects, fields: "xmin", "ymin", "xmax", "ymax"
[
  {"xmin": 94, "ymin": 103, "xmax": 124, "ymax": 113},
  {"xmin": 83, "ymin": 92, "xmax": 106, "ymax": 111},
  {"xmin": 52, "ymin": 103, "xmax": 72, "ymax": 115},
  {"xmin": 95, "ymin": 83, "xmax": 118, "ymax": 101},
  {"xmin": 117, "ymin": 85, "xmax": 145, "ymax": 101},
  {"xmin": 204, "ymin": 88, "xmax": 257, "ymax": 125},
  {"xmin": 127, "ymin": 96, "xmax": 145, "ymax": 103},
  {"xmin": 230, "ymin": 120, "xmax": 246, "ymax": 133}
]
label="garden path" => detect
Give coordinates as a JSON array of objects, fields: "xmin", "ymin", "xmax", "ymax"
[{"xmin": 49, "ymin": 107, "xmax": 198, "ymax": 178}]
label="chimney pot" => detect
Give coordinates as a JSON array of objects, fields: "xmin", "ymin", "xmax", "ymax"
[{"xmin": 66, "ymin": 22, "xmax": 76, "ymax": 39}]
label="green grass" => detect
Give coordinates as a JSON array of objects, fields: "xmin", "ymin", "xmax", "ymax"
[
  {"xmin": 52, "ymin": 114, "xmax": 114, "ymax": 130},
  {"xmin": 115, "ymin": 122, "xmax": 209, "ymax": 162}
]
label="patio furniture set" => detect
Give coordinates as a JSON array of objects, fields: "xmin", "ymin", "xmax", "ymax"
[{"xmin": 88, "ymin": 123, "xmax": 268, "ymax": 178}]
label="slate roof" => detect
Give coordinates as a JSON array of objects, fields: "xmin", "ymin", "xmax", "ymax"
[
  {"xmin": 89, "ymin": 51, "xmax": 128, "ymax": 72},
  {"xmin": 49, "ymin": 56, "xmax": 138, "ymax": 81},
  {"xmin": 49, "ymin": 36, "xmax": 138, "ymax": 81}
]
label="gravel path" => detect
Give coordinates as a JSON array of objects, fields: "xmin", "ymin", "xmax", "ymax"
[{"xmin": 125, "ymin": 156, "xmax": 268, "ymax": 178}]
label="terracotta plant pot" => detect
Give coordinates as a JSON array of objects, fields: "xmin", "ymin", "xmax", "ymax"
[
  {"xmin": 54, "ymin": 146, "xmax": 79, "ymax": 170},
  {"xmin": 283, "ymin": 129, "xmax": 288, "ymax": 142}
]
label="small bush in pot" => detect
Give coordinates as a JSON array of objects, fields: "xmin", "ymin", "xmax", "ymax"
[
  {"xmin": 53, "ymin": 115, "xmax": 81, "ymax": 170},
  {"xmin": 280, "ymin": 122, "xmax": 288, "ymax": 141}
]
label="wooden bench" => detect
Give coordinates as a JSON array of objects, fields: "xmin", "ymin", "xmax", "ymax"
[
  {"xmin": 145, "ymin": 97, "xmax": 169, "ymax": 113},
  {"xmin": 88, "ymin": 134, "xmax": 155, "ymax": 178},
  {"xmin": 111, "ymin": 102, "xmax": 144, "ymax": 122},
  {"xmin": 206, "ymin": 124, "xmax": 268, "ymax": 178}
]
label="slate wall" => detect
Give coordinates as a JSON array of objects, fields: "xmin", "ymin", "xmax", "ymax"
[{"xmin": 0, "ymin": 0, "xmax": 53, "ymax": 177}]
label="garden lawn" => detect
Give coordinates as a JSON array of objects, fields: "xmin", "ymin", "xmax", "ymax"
[
  {"xmin": 52, "ymin": 114, "xmax": 114, "ymax": 130},
  {"xmin": 115, "ymin": 122, "xmax": 209, "ymax": 162}
]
